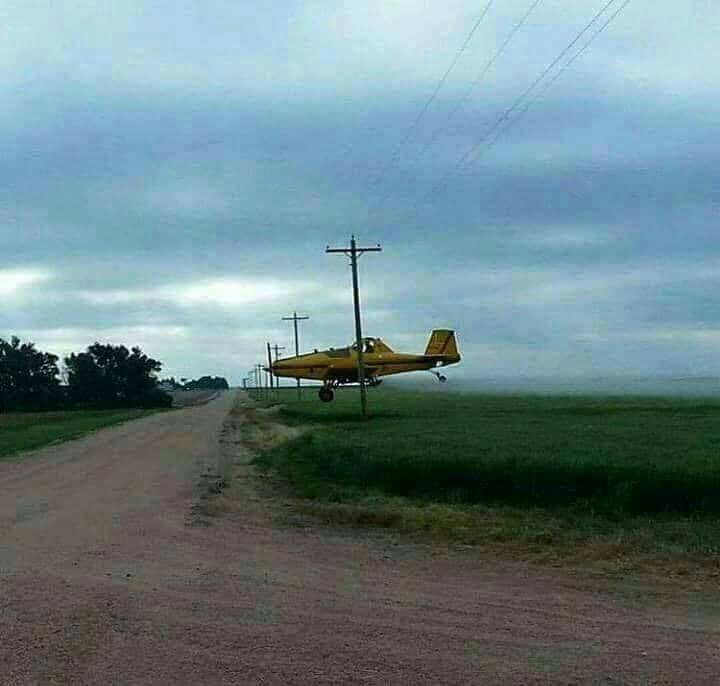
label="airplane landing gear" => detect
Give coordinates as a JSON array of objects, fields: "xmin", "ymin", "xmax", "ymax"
[
  {"xmin": 318, "ymin": 386, "xmax": 335, "ymax": 403},
  {"xmin": 430, "ymin": 371, "xmax": 448, "ymax": 383}
]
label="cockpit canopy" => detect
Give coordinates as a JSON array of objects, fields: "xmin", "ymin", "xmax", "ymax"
[
  {"xmin": 326, "ymin": 337, "xmax": 390, "ymax": 357},
  {"xmin": 351, "ymin": 337, "xmax": 378, "ymax": 354}
]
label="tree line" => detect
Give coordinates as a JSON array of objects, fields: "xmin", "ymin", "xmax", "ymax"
[
  {"xmin": 0, "ymin": 337, "xmax": 172, "ymax": 412},
  {"xmin": 160, "ymin": 376, "xmax": 230, "ymax": 391}
]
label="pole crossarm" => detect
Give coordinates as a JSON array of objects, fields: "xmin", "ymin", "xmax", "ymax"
[
  {"xmin": 326, "ymin": 236, "xmax": 382, "ymax": 261},
  {"xmin": 325, "ymin": 248, "xmax": 382, "ymax": 255}
]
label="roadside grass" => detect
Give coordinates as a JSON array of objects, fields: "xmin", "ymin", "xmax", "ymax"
[
  {"xmin": 253, "ymin": 387, "xmax": 720, "ymax": 564},
  {"xmin": 0, "ymin": 409, "xmax": 160, "ymax": 459}
]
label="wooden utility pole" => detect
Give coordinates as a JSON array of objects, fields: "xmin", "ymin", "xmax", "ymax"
[
  {"xmin": 266, "ymin": 342, "xmax": 274, "ymax": 395},
  {"xmin": 326, "ymin": 235, "xmax": 382, "ymax": 418},
  {"xmin": 271, "ymin": 344, "xmax": 286, "ymax": 361},
  {"xmin": 282, "ymin": 311, "xmax": 310, "ymax": 401},
  {"xmin": 249, "ymin": 369, "xmax": 257, "ymax": 395},
  {"xmin": 272, "ymin": 343, "xmax": 285, "ymax": 362},
  {"xmin": 271, "ymin": 344, "xmax": 286, "ymax": 398}
]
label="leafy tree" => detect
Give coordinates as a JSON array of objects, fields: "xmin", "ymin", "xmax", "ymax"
[
  {"xmin": 65, "ymin": 343, "xmax": 172, "ymax": 408},
  {"xmin": 0, "ymin": 337, "xmax": 62, "ymax": 412},
  {"xmin": 183, "ymin": 376, "xmax": 229, "ymax": 390}
]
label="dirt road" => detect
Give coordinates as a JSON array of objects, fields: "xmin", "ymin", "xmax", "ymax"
[{"xmin": 1, "ymin": 392, "xmax": 718, "ymax": 684}]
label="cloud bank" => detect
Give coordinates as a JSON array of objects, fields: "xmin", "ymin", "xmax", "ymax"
[{"xmin": 2, "ymin": 1, "xmax": 718, "ymax": 383}]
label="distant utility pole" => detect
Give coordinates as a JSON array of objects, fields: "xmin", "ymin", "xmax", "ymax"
[
  {"xmin": 326, "ymin": 235, "xmax": 382, "ymax": 419},
  {"xmin": 249, "ymin": 369, "xmax": 257, "ymax": 394},
  {"xmin": 282, "ymin": 311, "xmax": 310, "ymax": 401},
  {"xmin": 271, "ymin": 344, "xmax": 286, "ymax": 397},
  {"xmin": 266, "ymin": 343, "xmax": 274, "ymax": 395},
  {"xmin": 255, "ymin": 364, "xmax": 264, "ymax": 398},
  {"xmin": 271, "ymin": 344, "xmax": 286, "ymax": 362}
]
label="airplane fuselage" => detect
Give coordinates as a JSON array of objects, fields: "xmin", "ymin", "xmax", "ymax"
[{"xmin": 272, "ymin": 349, "xmax": 444, "ymax": 383}]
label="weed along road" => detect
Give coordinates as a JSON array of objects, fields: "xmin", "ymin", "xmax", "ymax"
[{"xmin": 0, "ymin": 391, "xmax": 718, "ymax": 684}]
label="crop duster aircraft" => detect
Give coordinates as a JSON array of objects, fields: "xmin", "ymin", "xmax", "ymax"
[{"xmin": 269, "ymin": 329, "xmax": 461, "ymax": 402}]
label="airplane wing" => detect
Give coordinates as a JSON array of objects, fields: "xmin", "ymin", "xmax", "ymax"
[
  {"xmin": 279, "ymin": 364, "xmax": 352, "ymax": 382},
  {"xmin": 375, "ymin": 363, "xmax": 431, "ymax": 377},
  {"xmin": 273, "ymin": 365, "xmax": 329, "ymax": 381}
]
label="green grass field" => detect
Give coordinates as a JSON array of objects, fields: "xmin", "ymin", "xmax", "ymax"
[
  {"xmin": 255, "ymin": 387, "xmax": 720, "ymax": 519},
  {"xmin": 0, "ymin": 409, "xmax": 158, "ymax": 459}
]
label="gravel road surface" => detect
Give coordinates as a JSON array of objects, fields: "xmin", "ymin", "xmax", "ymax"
[{"xmin": 1, "ymin": 391, "xmax": 718, "ymax": 684}]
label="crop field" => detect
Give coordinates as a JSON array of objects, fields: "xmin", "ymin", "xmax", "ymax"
[
  {"xmin": 0, "ymin": 409, "xmax": 156, "ymax": 459},
  {"xmin": 254, "ymin": 388, "xmax": 720, "ymax": 563},
  {"xmin": 257, "ymin": 388, "xmax": 720, "ymax": 516}
]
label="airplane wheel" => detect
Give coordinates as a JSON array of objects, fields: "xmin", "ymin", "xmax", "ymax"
[
  {"xmin": 318, "ymin": 387, "xmax": 335, "ymax": 403},
  {"xmin": 438, "ymin": 375, "xmax": 447, "ymax": 383}
]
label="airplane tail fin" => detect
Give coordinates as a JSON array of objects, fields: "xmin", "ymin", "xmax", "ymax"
[{"xmin": 425, "ymin": 329, "xmax": 460, "ymax": 363}]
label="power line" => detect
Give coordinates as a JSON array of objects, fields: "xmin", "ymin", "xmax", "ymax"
[
  {"xmin": 366, "ymin": 1, "xmax": 495, "ymax": 193},
  {"xmin": 415, "ymin": 0, "xmax": 627, "ymax": 214},
  {"xmin": 462, "ymin": 0, "xmax": 633, "ymax": 173},
  {"xmin": 488, "ymin": 0, "xmax": 632, "ymax": 222},
  {"xmin": 478, "ymin": 0, "xmax": 634, "ymax": 162},
  {"xmin": 368, "ymin": 0, "xmax": 543, "ymax": 219}
]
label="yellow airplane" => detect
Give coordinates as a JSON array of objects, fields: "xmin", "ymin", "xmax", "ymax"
[{"xmin": 270, "ymin": 329, "xmax": 461, "ymax": 402}]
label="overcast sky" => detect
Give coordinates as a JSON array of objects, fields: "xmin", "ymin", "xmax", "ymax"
[{"xmin": 2, "ymin": 1, "xmax": 719, "ymax": 383}]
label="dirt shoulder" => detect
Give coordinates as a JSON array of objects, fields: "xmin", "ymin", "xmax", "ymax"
[{"xmin": 1, "ymin": 391, "xmax": 718, "ymax": 685}]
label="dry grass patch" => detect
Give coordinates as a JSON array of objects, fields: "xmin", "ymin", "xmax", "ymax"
[
  {"xmin": 242, "ymin": 405, "xmax": 304, "ymax": 452},
  {"xmin": 194, "ymin": 398, "xmax": 306, "ymax": 524}
]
